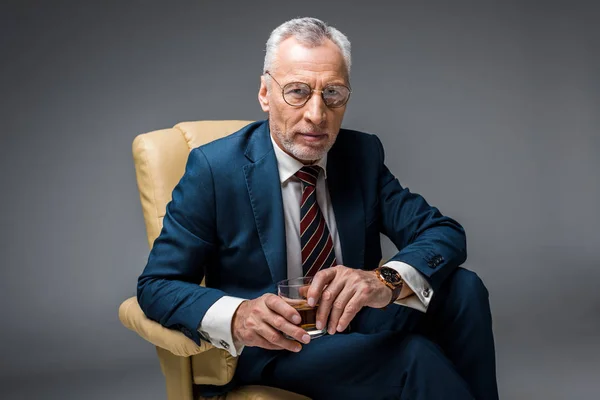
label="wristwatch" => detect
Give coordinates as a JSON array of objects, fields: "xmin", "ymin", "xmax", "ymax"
[{"xmin": 374, "ymin": 266, "xmax": 403, "ymax": 305}]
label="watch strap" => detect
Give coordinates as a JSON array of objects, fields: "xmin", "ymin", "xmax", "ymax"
[{"xmin": 388, "ymin": 281, "xmax": 403, "ymax": 305}]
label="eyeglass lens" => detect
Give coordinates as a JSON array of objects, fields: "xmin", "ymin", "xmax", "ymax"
[{"xmin": 283, "ymin": 82, "xmax": 350, "ymax": 107}]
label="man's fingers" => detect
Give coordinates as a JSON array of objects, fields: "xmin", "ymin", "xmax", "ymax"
[
  {"xmin": 315, "ymin": 280, "xmax": 344, "ymax": 331},
  {"xmin": 336, "ymin": 292, "xmax": 364, "ymax": 333},
  {"xmin": 256, "ymin": 322, "xmax": 303, "ymax": 352},
  {"xmin": 264, "ymin": 294, "xmax": 302, "ymax": 324},
  {"xmin": 269, "ymin": 313, "xmax": 312, "ymax": 344},
  {"xmin": 298, "ymin": 284, "xmax": 310, "ymax": 298},
  {"xmin": 325, "ymin": 286, "xmax": 356, "ymax": 334},
  {"xmin": 251, "ymin": 335, "xmax": 287, "ymax": 351},
  {"xmin": 264, "ymin": 295, "xmax": 311, "ymax": 344},
  {"xmin": 307, "ymin": 268, "xmax": 336, "ymax": 306}
]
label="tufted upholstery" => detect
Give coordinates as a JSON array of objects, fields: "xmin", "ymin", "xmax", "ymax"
[{"xmin": 119, "ymin": 120, "xmax": 310, "ymax": 399}]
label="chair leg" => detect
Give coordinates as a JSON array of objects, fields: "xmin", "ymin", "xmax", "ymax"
[{"xmin": 156, "ymin": 346, "xmax": 194, "ymax": 400}]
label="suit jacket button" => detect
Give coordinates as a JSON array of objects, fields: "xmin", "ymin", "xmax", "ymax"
[{"xmin": 219, "ymin": 340, "xmax": 230, "ymax": 350}]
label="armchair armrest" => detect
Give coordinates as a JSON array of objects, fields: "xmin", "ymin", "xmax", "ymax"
[{"xmin": 119, "ymin": 296, "xmax": 214, "ymax": 357}]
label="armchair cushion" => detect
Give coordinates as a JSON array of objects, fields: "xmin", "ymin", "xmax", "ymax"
[
  {"xmin": 222, "ymin": 386, "xmax": 311, "ymax": 400},
  {"xmin": 119, "ymin": 296, "xmax": 214, "ymax": 358},
  {"xmin": 132, "ymin": 120, "xmax": 253, "ymax": 248}
]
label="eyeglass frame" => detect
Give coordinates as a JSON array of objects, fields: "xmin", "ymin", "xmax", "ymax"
[{"xmin": 264, "ymin": 71, "xmax": 352, "ymax": 108}]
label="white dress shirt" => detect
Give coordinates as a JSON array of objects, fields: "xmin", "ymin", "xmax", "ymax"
[{"xmin": 198, "ymin": 135, "xmax": 433, "ymax": 356}]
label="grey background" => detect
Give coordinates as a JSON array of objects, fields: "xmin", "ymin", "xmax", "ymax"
[{"xmin": 1, "ymin": 0, "xmax": 598, "ymax": 399}]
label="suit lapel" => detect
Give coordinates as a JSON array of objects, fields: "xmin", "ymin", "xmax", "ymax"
[
  {"xmin": 243, "ymin": 122, "xmax": 287, "ymax": 284},
  {"xmin": 327, "ymin": 141, "xmax": 365, "ymax": 269}
]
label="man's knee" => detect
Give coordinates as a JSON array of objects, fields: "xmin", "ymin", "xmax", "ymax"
[
  {"xmin": 448, "ymin": 268, "xmax": 489, "ymax": 302},
  {"xmin": 392, "ymin": 335, "xmax": 445, "ymax": 379},
  {"xmin": 399, "ymin": 334, "xmax": 446, "ymax": 364},
  {"xmin": 432, "ymin": 268, "xmax": 492, "ymax": 322},
  {"xmin": 397, "ymin": 334, "xmax": 474, "ymax": 398}
]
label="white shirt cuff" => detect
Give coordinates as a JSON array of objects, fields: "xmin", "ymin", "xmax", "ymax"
[
  {"xmin": 383, "ymin": 261, "xmax": 433, "ymax": 313},
  {"xmin": 197, "ymin": 296, "xmax": 246, "ymax": 357}
]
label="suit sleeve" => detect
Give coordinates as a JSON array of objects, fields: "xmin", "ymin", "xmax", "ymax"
[
  {"xmin": 137, "ymin": 147, "xmax": 227, "ymax": 345},
  {"xmin": 374, "ymin": 135, "xmax": 467, "ymax": 292}
]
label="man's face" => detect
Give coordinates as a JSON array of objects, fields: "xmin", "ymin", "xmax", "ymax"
[{"xmin": 258, "ymin": 37, "xmax": 349, "ymax": 164}]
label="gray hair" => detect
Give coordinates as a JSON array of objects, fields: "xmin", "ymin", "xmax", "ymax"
[{"xmin": 263, "ymin": 17, "xmax": 352, "ymax": 77}]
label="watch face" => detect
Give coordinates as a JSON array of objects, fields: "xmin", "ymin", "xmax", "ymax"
[{"xmin": 381, "ymin": 267, "xmax": 402, "ymax": 285}]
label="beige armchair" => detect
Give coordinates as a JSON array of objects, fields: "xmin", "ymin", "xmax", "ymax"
[{"xmin": 119, "ymin": 121, "xmax": 310, "ymax": 400}]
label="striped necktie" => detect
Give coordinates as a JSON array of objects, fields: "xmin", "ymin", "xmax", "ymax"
[{"xmin": 295, "ymin": 166, "xmax": 337, "ymax": 277}]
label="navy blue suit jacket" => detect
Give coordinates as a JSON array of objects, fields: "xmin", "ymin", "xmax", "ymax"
[{"xmin": 137, "ymin": 120, "xmax": 466, "ymax": 348}]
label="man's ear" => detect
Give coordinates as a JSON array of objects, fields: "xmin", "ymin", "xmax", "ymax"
[{"xmin": 258, "ymin": 76, "xmax": 270, "ymax": 112}]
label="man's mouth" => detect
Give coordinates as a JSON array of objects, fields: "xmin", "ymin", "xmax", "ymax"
[{"xmin": 298, "ymin": 132, "xmax": 327, "ymax": 141}]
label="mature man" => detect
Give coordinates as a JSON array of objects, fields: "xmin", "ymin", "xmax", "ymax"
[{"xmin": 138, "ymin": 17, "xmax": 498, "ymax": 399}]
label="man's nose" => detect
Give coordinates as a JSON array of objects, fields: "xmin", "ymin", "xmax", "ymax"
[{"xmin": 303, "ymin": 92, "xmax": 327, "ymax": 126}]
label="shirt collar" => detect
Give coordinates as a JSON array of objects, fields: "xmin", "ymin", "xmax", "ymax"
[{"xmin": 270, "ymin": 134, "xmax": 328, "ymax": 184}]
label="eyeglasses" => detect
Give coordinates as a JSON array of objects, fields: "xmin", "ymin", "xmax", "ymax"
[{"xmin": 264, "ymin": 71, "xmax": 352, "ymax": 108}]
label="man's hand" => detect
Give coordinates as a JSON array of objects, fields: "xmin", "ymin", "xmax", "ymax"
[
  {"xmin": 232, "ymin": 293, "xmax": 311, "ymax": 352},
  {"xmin": 306, "ymin": 265, "xmax": 392, "ymax": 335}
]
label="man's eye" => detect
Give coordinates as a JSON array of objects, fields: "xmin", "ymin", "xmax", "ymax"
[{"xmin": 286, "ymin": 87, "xmax": 310, "ymax": 97}]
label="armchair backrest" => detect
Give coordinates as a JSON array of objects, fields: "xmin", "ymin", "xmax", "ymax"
[{"xmin": 132, "ymin": 120, "xmax": 254, "ymax": 247}]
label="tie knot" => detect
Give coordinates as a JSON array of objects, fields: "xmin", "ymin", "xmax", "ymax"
[{"xmin": 295, "ymin": 166, "xmax": 320, "ymax": 187}]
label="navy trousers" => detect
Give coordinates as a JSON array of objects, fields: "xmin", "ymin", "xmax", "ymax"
[{"xmin": 232, "ymin": 268, "xmax": 499, "ymax": 400}]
